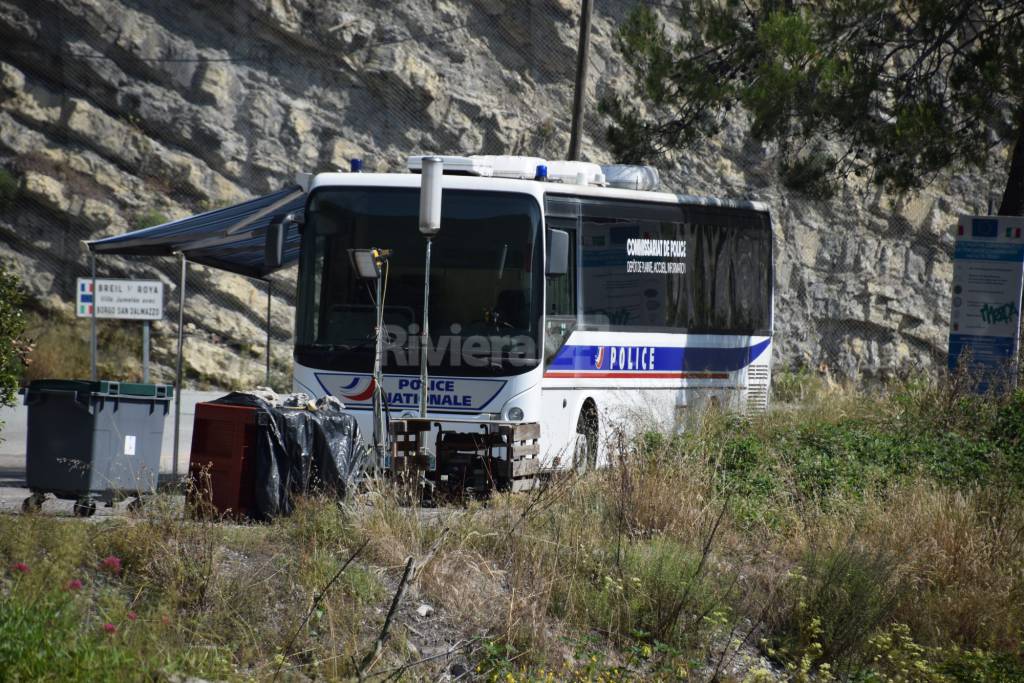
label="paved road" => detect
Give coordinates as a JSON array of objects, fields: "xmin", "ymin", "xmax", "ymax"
[{"xmin": 0, "ymin": 389, "xmax": 224, "ymax": 513}]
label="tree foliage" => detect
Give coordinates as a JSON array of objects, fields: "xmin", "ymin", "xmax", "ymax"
[
  {"xmin": 603, "ymin": 1, "xmax": 1024, "ymax": 212},
  {"xmin": 0, "ymin": 264, "xmax": 29, "ymax": 409}
]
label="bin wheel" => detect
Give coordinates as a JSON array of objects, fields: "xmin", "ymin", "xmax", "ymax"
[
  {"xmin": 127, "ymin": 497, "xmax": 144, "ymax": 513},
  {"xmin": 73, "ymin": 500, "xmax": 97, "ymax": 517},
  {"xmin": 21, "ymin": 494, "xmax": 44, "ymax": 513}
]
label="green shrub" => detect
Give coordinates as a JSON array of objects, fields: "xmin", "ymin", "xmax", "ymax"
[
  {"xmin": 592, "ymin": 538, "xmax": 710, "ymax": 644},
  {"xmin": 133, "ymin": 209, "xmax": 169, "ymax": 230},
  {"xmin": 0, "ymin": 264, "xmax": 27, "ymax": 409},
  {"xmin": 0, "ymin": 568, "xmax": 233, "ymax": 681},
  {"xmin": 767, "ymin": 541, "xmax": 902, "ymax": 676},
  {"xmin": 22, "ymin": 313, "xmax": 143, "ymax": 383},
  {"xmin": 937, "ymin": 645, "xmax": 1024, "ymax": 682},
  {"xmin": 683, "ymin": 382, "xmax": 1024, "ymax": 527},
  {"xmin": 0, "ymin": 168, "xmax": 18, "ymax": 210},
  {"xmin": 0, "ymin": 588, "xmax": 144, "ymax": 681},
  {"xmin": 773, "ymin": 366, "xmax": 829, "ymax": 403}
]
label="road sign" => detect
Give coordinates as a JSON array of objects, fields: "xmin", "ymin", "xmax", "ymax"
[
  {"xmin": 76, "ymin": 278, "xmax": 163, "ymax": 320},
  {"xmin": 947, "ymin": 215, "xmax": 1024, "ymax": 388}
]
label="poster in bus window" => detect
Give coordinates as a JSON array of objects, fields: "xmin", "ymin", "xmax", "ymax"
[
  {"xmin": 582, "ymin": 222, "xmax": 664, "ymax": 328},
  {"xmin": 581, "ymin": 219, "xmax": 695, "ymax": 330}
]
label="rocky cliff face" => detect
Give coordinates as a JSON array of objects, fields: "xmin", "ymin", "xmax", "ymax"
[{"xmin": 0, "ymin": 0, "xmax": 1008, "ymax": 385}]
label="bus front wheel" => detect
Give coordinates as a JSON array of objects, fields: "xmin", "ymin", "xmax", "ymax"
[{"xmin": 573, "ymin": 405, "xmax": 598, "ymax": 473}]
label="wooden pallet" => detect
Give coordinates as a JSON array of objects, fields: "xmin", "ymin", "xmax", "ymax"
[
  {"xmin": 387, "ymin": 419, "xmax": 541, "ymax": 496},
  {"xmin": 389, "ymin": 419, "xmax": 432, "ymax": 473},
  {"xmin": 493, "ymin": 422, "xmax": 540, "ymax": 491}
]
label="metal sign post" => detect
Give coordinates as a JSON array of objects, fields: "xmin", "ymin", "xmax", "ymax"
[
  {"xmin": 89, "ymin": 254, "xmax": 97, "ymax": 381},
  {"xmin": 142, "ymin": 320, "xmax": 150, "ymax": 383}
]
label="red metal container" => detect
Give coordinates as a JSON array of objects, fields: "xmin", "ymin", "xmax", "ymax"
[{"xmin": 187, "ymin": 402, "xmax": 259, "ymax": 518}]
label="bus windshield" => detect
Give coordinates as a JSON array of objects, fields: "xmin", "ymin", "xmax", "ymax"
[{"xmin": 296, "ymin": 187, "xmax": 543, "ymax": 376}]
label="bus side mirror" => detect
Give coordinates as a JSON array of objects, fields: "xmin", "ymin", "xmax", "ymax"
[
  {"xmin": 265, "ymin": 213, "xmax": 299, "ymax": 270},
  {"xmin": 546, "ymin": 228, "xmax": 569, "ymax": 276}
]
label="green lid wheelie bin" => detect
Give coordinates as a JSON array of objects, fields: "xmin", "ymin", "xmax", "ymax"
[{"xmin": 22, "ymin": 380, "xmax": 173, "ymax": 516}]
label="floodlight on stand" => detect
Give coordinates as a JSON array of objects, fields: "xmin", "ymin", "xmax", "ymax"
[
  {"xmin": 418, "ymin": 157, "xmax": 443, "ymax": 237},
  {"xmin": 349, "ymin": 248, "xmax": 380, "ymax": 280},
  {"xmin": 348, "ymin": 246, "xmax": 390, "ymax": 468},
  {"xmin": 417, "ymin": 157, "xmax": 443, "ymax": 422}
]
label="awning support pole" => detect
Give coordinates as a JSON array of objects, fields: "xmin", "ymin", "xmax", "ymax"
[
  {"xmin": 265, "ymin": 279, "xmax": 272, "ymax": 387},
  {"xmin": 90, "ymin": 252, "xmax": 97, "ymax": 381},
  {"xmin": 172, "ymin": 253, "xmax": 187, "ymax": 482}
]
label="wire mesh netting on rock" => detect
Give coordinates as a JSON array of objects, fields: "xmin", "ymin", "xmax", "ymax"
[{"xmin": 0, "ymin": 0, "xmax": 1011, "ymax": 387}]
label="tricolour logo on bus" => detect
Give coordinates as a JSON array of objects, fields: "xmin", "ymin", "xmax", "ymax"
[{"xmin": 337, "ymin": 376, "xmax": 376, "ymax": 402}]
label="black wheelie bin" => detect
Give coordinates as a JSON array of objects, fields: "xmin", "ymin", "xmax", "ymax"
[{"xmin": 22, "ymin": 380, "xmax": 173, "ymax": 516}]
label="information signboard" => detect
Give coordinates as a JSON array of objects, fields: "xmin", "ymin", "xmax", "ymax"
[
  {"xmin": 76, "ymin": 278, "xmax": 163, "ymax": 320},
  {"xmin": 947, "ymin": 215, "xmax": 1024, "ymax": 385}
]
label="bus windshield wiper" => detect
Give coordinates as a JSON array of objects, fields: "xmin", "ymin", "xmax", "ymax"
[
  {"xmin": 341, "ymin": 340, "xmax": 376, "ymax": 352},
  {"xmin": 310, "ymin": 341, "xmax": 374, "ymax": 353}
]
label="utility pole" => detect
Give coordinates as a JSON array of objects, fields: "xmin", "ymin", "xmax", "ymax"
[{"xmin": 568, "ymin": 0, "xmax": 594, "ymax": 161}]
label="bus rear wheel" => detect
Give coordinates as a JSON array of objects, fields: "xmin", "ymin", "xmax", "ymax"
[{"xmin": 573, "ymin": 406, "xmax": 598, "ymax": 473}]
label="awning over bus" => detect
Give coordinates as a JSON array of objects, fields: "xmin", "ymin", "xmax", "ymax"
[{"xmin": 87, "ymin": 185, "xmax": 306, "ymax": 278}]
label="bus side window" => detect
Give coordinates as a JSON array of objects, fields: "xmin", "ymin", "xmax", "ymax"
[{"xmin": 545, "ymin": 226, "xmax": 577, "ymax": 365}]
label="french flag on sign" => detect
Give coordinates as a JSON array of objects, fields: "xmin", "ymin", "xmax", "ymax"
[{"xmin": 77, "ymin": 279, "xmax": 94, "ymax": 317}]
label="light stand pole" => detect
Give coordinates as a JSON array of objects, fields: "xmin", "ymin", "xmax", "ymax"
[
  {"xmin": 349, "ymin": 248, "xmax": 389, "ymax": 467},
  {"xmin": 372, "ymin": 256, "xmax": 386, "ymax": 465},
  {"xmin": 417, "ymin": 157, "xmax": 443, "ymax": 418},
  {"xmin": 419, "ymin": 238, "xmax": 432, "ymax": 416}
]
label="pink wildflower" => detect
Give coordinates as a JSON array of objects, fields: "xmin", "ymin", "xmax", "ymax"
[
  {"xmin": 100, "ymin": 555, "xmax": 122, "ymax": 575},
  {"xmin": 12, "ymin": 562, "xmax": 29, "ymax": 574},
  {"xmin": 103, "ymin": 623, "xmax": 117, "ymax": 634},
  {"xmin": 127, "ymin": 611, "xmax": 137, "ymax": 621},
  {"xmin": 65, "ymin": 578, "xmax": 83, "ymax": 591}
]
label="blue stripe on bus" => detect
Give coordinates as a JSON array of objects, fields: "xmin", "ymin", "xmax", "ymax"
[{"xmin": 548, "ymin": 339, "xmax": 770, "ymax": 373}]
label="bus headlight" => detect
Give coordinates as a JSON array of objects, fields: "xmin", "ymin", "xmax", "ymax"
[{"xmin": 505, "ymin": 406, "xmax": 525, "ymax": 422}]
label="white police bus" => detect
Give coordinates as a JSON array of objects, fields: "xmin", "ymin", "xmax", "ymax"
[{"xmin": 293, "ymin": 155, "xmax": 773, "ymax": 471}]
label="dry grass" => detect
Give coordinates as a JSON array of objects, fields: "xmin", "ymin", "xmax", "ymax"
[
  {"xmin": 847, "ymin": 483, "xmax": 1024, "ymax": 650},
  {"xmin": 21, "ymin": 311, "xmax": 142, "ymax": 382},
  {"xmin": 0, "ymin": 496, "xmax": 395, "ymax": 681},
  {"xmin": 331, "ymin": 381, "xmax": 1024, "ymax": 679},
  {"xmin": 3, "ymin": 380, "xmax": 1024, "ymax": 680}
]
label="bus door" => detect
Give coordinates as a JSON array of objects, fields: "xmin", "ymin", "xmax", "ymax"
[{"xmin": 544, "ymin": 205, "xmax": 580, "ymax": 366}]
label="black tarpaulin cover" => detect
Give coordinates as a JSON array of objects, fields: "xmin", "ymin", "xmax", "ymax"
[{"xmin": 211, "ymin": 392, "xmax": 367, "ymax": 518}]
